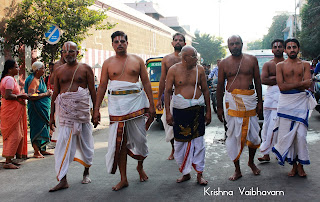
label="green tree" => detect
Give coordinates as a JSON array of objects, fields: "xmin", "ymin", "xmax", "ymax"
[
  {"xmin": 0, "ymin": 0, "xmax": 115, "ymax": 64},
  {"xmin": 193, "ymin": 32, "xmax": 226, "ymax": 65},
  {"xmin": 300, "ymin": 0, "xmax": 320, "ymax": 59},
  {"xmin": 262, "ymin": 14, "xmax": 288, "ymax": 49},
  {"xmin": 247, "ymin": 39, "xmax": 263, "ymax": 50}
]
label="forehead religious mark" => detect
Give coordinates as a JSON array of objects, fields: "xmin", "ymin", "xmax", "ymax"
[
  {"xmin": 114, "ymin": 36, "xmax": 126, "ymax": 41},
  {"xmin": 273, "ymin": 42, "xmax": 282, "ymax": 47}
]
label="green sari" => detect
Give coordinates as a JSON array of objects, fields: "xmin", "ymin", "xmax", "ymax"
[{"xmin": 25, "ymin": 74, "xmax": 51, "ymax": 151}]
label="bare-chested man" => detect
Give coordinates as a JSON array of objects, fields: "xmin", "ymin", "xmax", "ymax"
[
  {"xmin": 93, "ymin": 31, "xmax": 155, "ymax": 191},
  {"xmin": 49, "ymin": 41, "xmax": 96, "ymax": 192},
  {"xmin": 51, "ymin": 51, "xmax": 66, "ymax": 87},
  {"xmin": 272, "ymin": 38, "xmax": 315, "ymax": 177},
  {"xmin": 157, "ymin": 33, "xmax": 186, "ymax": 160},
  {"xmin": 258, "ymin": 39, "xmax": 285, "ymax": 162},
  {"xmin": 50, "ymin": 50, "xmax": 66, "ymax": 143},
  {"xmin": 165, "ymin": 46, "xmax": 211, "ymax": 185},
  {"xmin": 217, "ymin": 35, "xmax": 262, "ymax": 181}
]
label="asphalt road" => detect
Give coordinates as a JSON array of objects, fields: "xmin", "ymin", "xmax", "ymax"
[{"xmin": 1, "ymin": 109, "xmax": 320, "ymax": 201}]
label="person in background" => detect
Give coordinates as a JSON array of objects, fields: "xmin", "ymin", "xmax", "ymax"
[
  {"xmin": 313, "ymin": 56, "xmax": 320, "ymax": 75},
  {"xmin": 25, "ymin": 61, "xmax": 53, "ymax": 158},
  {"xmin": 258, "ymin": 39, "xmax": 285, "ymax": 162},
  {"xmin": 156, "ymin": 33, "xmax": 186, "ymax": 160},
  {"xmin": 208, "ymin": 59, "xmax": 221, "ymax": 83},
  {"xmin": 0, "ymin": 59, "xmax": 29, "ymax": 169},
  {"xmin": 45, "ymin": 62, "xmax": 55, "ymax": 91}
]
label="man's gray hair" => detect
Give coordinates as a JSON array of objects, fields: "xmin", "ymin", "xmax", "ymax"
[{"xmin": 181, "ymin": 45, "xmax": 197, "ymax": 55}]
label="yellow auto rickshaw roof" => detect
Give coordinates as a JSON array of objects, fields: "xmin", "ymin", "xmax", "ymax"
[{"xmin": 146, "ymin": 57, "xmax": 163, "ymax": 65}]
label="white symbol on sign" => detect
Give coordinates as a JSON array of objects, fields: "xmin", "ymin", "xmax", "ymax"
[{"xmin": 45, "ymin": 25, "xmax": 61, "ymax": 45}]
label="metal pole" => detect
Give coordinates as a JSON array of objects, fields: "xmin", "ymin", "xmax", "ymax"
[
  {"xmin": 218, "ymin": 0, "xmax": 221, "ymax": 37},
  {"xmin": 294, "ymin": 0, "xmax": 297, "ymax": 38}
]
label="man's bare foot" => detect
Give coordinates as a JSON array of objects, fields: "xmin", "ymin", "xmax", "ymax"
[
  {"xmin": 112, "ymin": 180, "xmax": 128, "ymax": 191},
  {"xmin": 167, "ymin": 153, "xmax": 174, "ymax": 160},
  {"xmin": 297, "ymin": 164, "xmax": 307, "ymax": 177},
  {"xmin": 176, "ymin": 174, "xmax": 191, "ymax": 183},
  {"xmin": 248, "ymin": 163, "xmax": 261, "ymax": 175},
  {"xmin": 288, "ymin": 163, "xmax": 297, "ymax": 177},
  {"xmin": 3, "ymin": 163, "xmax": 20, "ymax": 169},
  {"xmin": 49, "ymin": 181, "xmax": 69, "ymax": 192},
  {"xmin": 41, "ymin": 151, "xmax": 54, "ymax": 155},
  {"xmin": 82, "ymin": 175, "xmax": 92, "ymax": 184},
  {"xmin": 258, "ymin": 155, "xmax": 270, "ymax": 162},
  {"xmin": 137, "ymin": 165, "xmax": 148, "ymax": 182},
  {"xmin": 229, "ymin": 171, "xmax": 242, "ymax": 181},
  {"xmin": 197, "ymin": 173, "xmax": 208, "ymax": 185}
]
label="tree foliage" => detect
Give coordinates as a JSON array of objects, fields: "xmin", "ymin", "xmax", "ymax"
[
  {"xmin": 262, "ymin": 14, "xmax": 289, "ymax": 49},
  {"xmin": 247, "ymin": 40, "xmax": 263, "ymax": 50},
  {"xmin": 193, "ymin": 32, "xmax": 226, "ymax": 65},
  {"xmin": 300, "ymin": 0, "xmax": 320, "ymax": 59},
  {"xmin": 0, "ymin": 0, "xmax": 116, "ymax": 64}
]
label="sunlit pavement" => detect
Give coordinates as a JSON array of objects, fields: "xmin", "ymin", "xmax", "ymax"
[{"xmin": 1, "ymin": 108, "xmax": 320, "ymax": 201}]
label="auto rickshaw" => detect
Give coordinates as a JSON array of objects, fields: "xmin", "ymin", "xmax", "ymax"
[{"xmin": 146, "ymin": 57, "xmax": 163, "ymax": 122}]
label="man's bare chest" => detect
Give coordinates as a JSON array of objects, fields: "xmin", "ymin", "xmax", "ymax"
[
  {"xmin": 60, "ymin": 71, "xmax": 86, "ymax": 84},
  {"xmin": 108, "ymin": 62, "xmax": 140, "ymax": 78}
]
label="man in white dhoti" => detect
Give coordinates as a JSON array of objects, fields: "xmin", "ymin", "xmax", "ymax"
[
  {"xmin": 258, "ymin": 39, "xmax": 285, "ymax": 162},
  {"xmin": 93, "ymin": 31, "xmax": 155, "ymax": 191},
  {"xmin": 157, "ymin": 33, "xmax": 186, "ymax": 160},
  {"xmin": 273, "ymin": 38, "xmax": 314, "ymax": 177},
  {"xmin": 49, "ymin": 41, "xmax": 96, "ymax": 192},
  {"xmin": 217, "ymin": 35, "xmax": 263, "ymax": 181},
  {"xmin": 165, "ymin": 46, "xmax": 211, "ymax": 185}
]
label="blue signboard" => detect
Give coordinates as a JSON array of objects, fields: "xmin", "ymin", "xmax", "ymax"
[{"xmin": 45, "ymin": 25, "xmax": 61, "ymax": 45}]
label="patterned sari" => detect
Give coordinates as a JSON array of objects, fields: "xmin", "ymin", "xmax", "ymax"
[{"xmin": 25, "ymin": 74, "xmax": 51, "ymax": 151}]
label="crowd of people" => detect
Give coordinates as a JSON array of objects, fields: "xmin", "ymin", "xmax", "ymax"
[{"xmin": 0, "ymin": 31, "xmax": 318, "ymax": 192}]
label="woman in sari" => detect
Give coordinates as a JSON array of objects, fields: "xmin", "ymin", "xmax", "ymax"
[
  {"xmin": 0, "ymin": 59, "xmax": 29, "ymax": 169},
  {"xmin": 25, "ymin": 61, "xmax": 53, "ymax": 158}
]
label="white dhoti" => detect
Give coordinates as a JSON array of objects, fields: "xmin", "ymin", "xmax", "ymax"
[
  {"xmin": 172, "ymin": 93, "xmax": 206, "ymax": 174},
  {"xmin": 224, "ymin": 89, "xmax": 261, "ymax": 162},
  {"xmin": 174, "ymin": 137, "xmax": 205, "ymax": 175},
  {"xmin": 259, "ymin": 85, "xmax": 280, "ymax": 155},
  {"xmin": 272, "ymin": 90, "xmax": 316, "ymax": 165},
  {"xmin": 54, "ymin": 87, "xmax": 94, "ymax": 181},
  {"xmin": 106, "ymin": 80, "xmax": 149, "ymax": 174},
  {"xmin": 161, "ymin": 102, "xmax": 174, "ymax": 142}
]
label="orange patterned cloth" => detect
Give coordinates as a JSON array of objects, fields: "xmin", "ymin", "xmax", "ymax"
[{"xmin": 0, "ymin": 76, "xmax": 28, "ymax": 158}]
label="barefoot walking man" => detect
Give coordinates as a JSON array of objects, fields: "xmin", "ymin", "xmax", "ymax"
[
  {"xmin": 50, "ymin": 50, "xmax": 66, "ymax": 143},
  {"xmin": 49, "ymin": 41, "xmax": 96, "ymax": 192},
  {"xmin": 165, "ymin": 46, "xmax": 211, "ymax": 185},
  {"xmin": 217, "ymin": 35, "xmax": 262, "ymax": 181},
  {"xmin": 258, "ymin": 39, "xmax": 285, "ymax": 162},
  {"xmin": 93, "ymin": 31, "xmax": 155, "ymax": 191},
  {"xmin": 157, "ymin": 33, "xmax": 186, "ymax": 160},
  {"xmin": 272, "ymin": 38, "xmax": 316, "ymax": 177}
]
